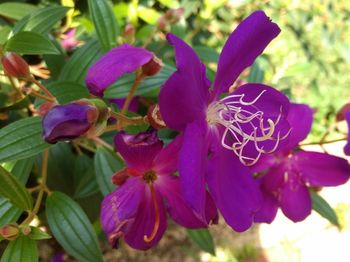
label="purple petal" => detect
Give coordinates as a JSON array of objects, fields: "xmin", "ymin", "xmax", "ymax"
[
  {"xmin": 213, "ymin": 11, "xmax": 280, "ymax": 96},
  {"xmin": 286, "ymin": 103, "xmax": 313, "ymax": 149},
  {"xmin": 344, "ymin": 112, "xmax": 350, "ymax": 155},
  {"xmin": 280, "ymin": 176, "xmax": 311, "ymax": 222},
  {"xmin": 100, "ymin": 177, "xmax": 145, "ymax": 248},
  {"xmin": 207, "ymin": 147, "xmax": 262, "ymax": 232},
  {"xmin": 156, "ymin": 175, "xmax": 217, "ymax": 228},
  {"xmin": 158, "ymin": 33, "xmax": 210, "ymax": 131},
  {"xmin": 124, "ymin": 185, "xmax": 167, "ymax": 250},
  {"xmin": 261, "ymin": 162, "xmax": 286, "ymax": 192},
  {"xmin": 42, "ymin": 103, "xmax": 94, "ymax": 144},
  {"xmin": 222, "ymin": 83, "xmax": 290, "ymax": 163},
  {"xmin": 254, "ymin": 185, "xmax": 278, "ymax": 223},
  {"xmin": 114, "ymin": 130, "xmax": 163, "ymax": 172},
  {"xmin": 178, "ymin": 120, "xmax": 209, "ymax": 222},
  {"xmin": 153, "ymin": 134, "xmax": 184, "ymax": 175},
  {"xmin": 292, "ymin": 151, "xmax": 350, "ymax": 187},
  {"xmin": 86, "ymin": 44, "xmax": 153, "ymax": 97}
]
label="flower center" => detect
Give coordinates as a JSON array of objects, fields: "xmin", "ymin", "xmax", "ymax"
[
  {"xmin": 143, "ymin": 170, "xmax": 157, "ymax": 183},
  {"xmin": 206, "ymin": 90, "xmax": 288, "ymax": 166}
]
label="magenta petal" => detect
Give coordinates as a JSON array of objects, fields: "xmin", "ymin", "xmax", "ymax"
[
  {"xmin": 124, "ymin": 185, "xmax": 167, "ymax": 250},
  {"xmin": 178, "ymin": 120, "xmax": 209, "ymax": 221},
  {"xmin": 292, "ymin": 151, "xmax": 350, "ymax": 187},
  {"xmin": 254, "ymin": 186, "xmax": 278, "ymax": 224},
  {"xmin": 153, "ymin": 134, "xmax": 184, "ymax": 175},
  {"xmin": 280, "ymin": 178, "xmax": 311, "ymax": 222},
  {"xmin": 159, "ymin": 33, "xmax": 210, "ymax": 131},
  {"xmin": 100, "ymin": 177, "xmax": 145, "ymax": 248},
  {"xmin": 207, "ymin": 148, "xmax": 262, "ymax": 232},
  {"xmin": 344, "ymin": 112, "xmax": 350, "ymax": 155},
  {"xmin": 261, "ymin": 163, "xmax": 286, "ymax": 192},
  {"xmin": 157, "ymin": 175, "xmax": 217, "ymax": 228},
  {"xmin": 114, "ymin": 130, "xmax": 163, "ymax": 172},
  {"xmin": 86, "ymin": 44, "xmax": 153, "ymax": 96},
  {"xmin": 286, "ymin": 103, "xmax": 313, "ymax": 149},
  {"xmin": 213, "ymin": 11, "xmax": 280, "ymax": 96}
]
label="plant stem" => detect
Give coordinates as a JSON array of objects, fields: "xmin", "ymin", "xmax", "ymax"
[
  {"xmin": 121, "ymin": 73, "xmax": 145, "ymax": 114},
  {"xmin": 30, "ymin": 77, "xmax": 55, "ymax": 100},
  {"xmin": 93, "ymin": 137, "xmax": 114, "ymax": 151},
  {"xmin": 27, "ymin": 88, "xmax": 56, "ymax": 103},
  {"xmin": 300, "ymin": 137, "xmax": 347, "ymax": 146}
]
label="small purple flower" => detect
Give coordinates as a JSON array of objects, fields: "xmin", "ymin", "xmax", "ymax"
[
  {"xmin": 100, "ymin": 130, "xmax": 217, "ymax": 250},
  {"xmin": 42, "ymin": 102, "xmax": 95, "ymax": 144},
  {"xmin": 61, "ymin": 28, "xmax": 79, "ymax": 51},
  {"xmin": 86, "ymin": 44, "xmax": 160, "ymax": 97},
  {"xmin": 159, "ymin": 11, "xmax": 290, "ymax": 231},
  {"xmin": 253, "ymin": 103, "xmax": 350, "ymax": 223}
]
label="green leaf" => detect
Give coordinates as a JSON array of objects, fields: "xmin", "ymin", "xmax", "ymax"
[
  {"xmin": 74, "ymin": 155, "xmax": 99, "ymax": 199},
  {"xmin": 22, "ymin": 6, "xmax": 70, "ymax": 35},
  {"xmin": 0, "ymin": 3, "xmax": 37, "ymax": 20},
  {"xmin": 47, "ymin": 81, "xmax": 90, "ymax": 104},
  {"xmin": 46, "ymin": 192, "xmax": 103, "ymax": 262},
  {"xmin": 28, "ymin": 227, "xmax": 51, "ymax": 240},
  {"xmin": 1, "ymin": 235, "xmax": 38, "ymax": 262},
  {"xmin": 187, "ymin": 228, "xmax": 215, "ymax": 255},
  {"xmin": 311, "ymin": 191, "xmax": 340, "ymax": 227},
  {"xmin": 4, "ymin": 32, "xmax": 60, "ymax": 55},
  {"xmin": 248, "ymin": 60, "xmax": 265, "ymax": 83},
  {"xmin": 193, "ymin": 46, "xmax": 219, "ymax": 63},
  {"xmin": 59, "ymin": 40, "xmax": 103, "ymax": 83},
  {"xmin": 0, "ymin": 117, "xmax": 51, "ymax": 163},
  {"xmin": 137, "ymin": 7, "xmax": 161, "ymax": 25},
  {"xmin": 0, "ymin": 197, "xmax": 22, "ymax": 227},
  {"xmin": 88, "ymin": 0, "xmax": 119, "ymax": 51},
  {"xmin": 0, "ymin": 166, "xmax": 32, "ymax": 211},
  {"xmin": 2, "ymin": 157, "xmax": 35, "ymax": 184},
  {"xmin": 94, "ymin": 147, "xmax": 123, "ymax": 195},
  {"xmin": 104, "ymin": 64, "xmax": 176, "ymax": 98}
]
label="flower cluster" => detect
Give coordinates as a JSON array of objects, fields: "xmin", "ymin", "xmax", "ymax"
[{"xmin": 38, "ymin": 10, "xmax": 350, "ymax": 251}]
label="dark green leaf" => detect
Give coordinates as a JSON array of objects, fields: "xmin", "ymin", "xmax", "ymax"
[
  {"xmin": 1, "ymin": 235, "xmax": 38, "ymax": 262},
  {"xmin": 74, "ymin": 155, "xmax": 99, "ymax": 199},
  {"xmin": 46, "ymin": 192, "xmax": 103, "ymax": 262},
  {"xmin": 28, "ymin": 227, "xmax": 51, "ymax": 240},
  {"xmin": 4, "ymin": 32, "xmax": 60, "ymax": 55},
  {"xmin": 248, "ymin": 60, "xmax": 265, "ymax": 83},
  {"xmin": 0, "ymin": 3, "xmax": 37, "ymax": 20},
  {"xmin": 3, "ymin": 157, "xmax": 35, "ymax": 184},
  {"xmin": 311, "ymin": 191, "xmax": 340, "ymax": 227},
  {"xmin": 104, "ymin": 64, "xmax": 175, "ymax": 98},
  {"xmin": 59, "ymin": 40, "xmax": 103, "ymax": 83},
  {"xmin": 88, "ymin": 0, "xmax": 119, "ymax": 51},
  {"xmin": 0, "ymin": 117, "xmax": 51, "ymax": 163},
  {"xmin": 47, "ymin": 81, "xmax": 90, "ymax": 104},
  {"xmin": 193, "ymin": 46, "xmax": 219, "ymax": 63},
  {"xmin": 187, "ymin": 228, "xmax": 215, "ymax": 255},
  {"xmin": 0, "ymin": 197, "xmax": 22, "ymax": 227},
  {"xmin": 0, "ymin": 166, "xmax": 32, "ymax": 211},
  {"xmin": 22, "ymin": 6, "xmax": 70, "ymax": 34},
  {"xmin": 94, "ymin": 147, "xmax": 123, "ymax": 195}
]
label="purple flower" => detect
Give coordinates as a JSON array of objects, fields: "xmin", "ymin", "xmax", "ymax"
[
  {"xmin": 253, "ymin": 103, "xmax": 350, "ymax": 223},
  {"xmin": 61, "ymin": 28, "xmax": 79, "ymax": 51},
  {"xmin": 86, "ymin": 44, "xmax": 161, "ymax": 97},
  {"xmin": 100, "ymin": 130, "xmax": 217, "ymax": 250},
  {"xmin": 159, "ymin": 11, "xmax": 290, "ymax": 231},
  {"xmin": 336, "ymin": 103, "xmax": 350, "ymax": 155}
]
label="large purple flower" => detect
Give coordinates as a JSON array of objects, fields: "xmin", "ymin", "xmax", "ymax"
[
  {"xmin": 100, "ymin": 130, "xmax": 217, "ymax": 250},
  {"xmin": 159, "ymin": 11, "xmax": 290, "ymax": 231},
  {"xmin": 86, "ymin": 44, "xmax": 161, "ymax": 97},
  {"xmin": 253, "ymin": 103, "xmax": 350, "ymax": 223}
]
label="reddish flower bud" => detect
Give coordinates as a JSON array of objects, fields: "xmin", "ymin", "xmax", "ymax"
[
  {"xmin": 0, "ymin": 224, "xmax": 19, "ymax": 240},
  {"xmin": 157, "ymin": 16, "xmax": 167, "ymax": 30},
  {"xmin": 147, "ymin": 104, "xmax": 166, "ymax": 129},
  {"xmin": 142, "ymin": 56, "xmax": 163, "ymax": 77},
  {"xmin": 123, "ymin": 23, "xmax": 135, "ymax": 42},
  {"xmin": 1, "ymin": 52, "xmax": 30, "ymax": 79},
  {"xmin": 37, "ymin": 101, "xmax": 56, "ymax": 116},
  {"xmin": 336, "ymin": 103, "xmax": 350, "ymax": 121},
  {"xmin": 21, "ymin": 225, "xmax": 31, "ymax": 236}
]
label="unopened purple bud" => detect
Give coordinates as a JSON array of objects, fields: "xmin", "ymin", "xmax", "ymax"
[
  {"xmin": 42, "ymin": 101, "xmax": 97, "ymax": 144},
  {"xmin": 1, "ymin": 52, "xmax": 30, "ymax": 79}
]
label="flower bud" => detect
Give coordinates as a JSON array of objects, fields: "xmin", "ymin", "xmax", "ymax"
[
  {"xmin": 336, "ymin": 103, "xmax": 350, "ymax": 121},
  {"xmin": 42, "ymin": 99, "xmax": 109, "ymax": 144},
  {"xmin": 142, "ymin": 56, "xmax": 163, "ymax": 77},
  {"xmin": 0, "ymin": 224, "xmax": 19, "ymax": 240},
  {"xmin": 37, "ymin": 101, "xmax": 56, "ymax": 116},
  {"xmin": 1, "ymin": 52, "xmax": 30, "ymax": 79},
  {"xmin": 147, "ymin": 104, "xmax": 166, "ymax": 129},
  {"xmin": 157, "ymin": 16, "xmax": 167, "ymax": 30},
  {"xmin": 21, "ymin": 225, "xmax": 31, "ymax": 236},
  {"xmin": 123, "ymin": 23, "xmax": 135, "ymax": 43}
]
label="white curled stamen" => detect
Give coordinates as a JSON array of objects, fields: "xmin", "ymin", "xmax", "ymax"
[{"xmin": 207, "ymin": 90, "xmax": 289, "ymax": 166}]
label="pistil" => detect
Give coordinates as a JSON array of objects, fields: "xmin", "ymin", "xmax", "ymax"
[{"xmin": 144, "ymin": 183, "xmax": 160, "ymax": 243}]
